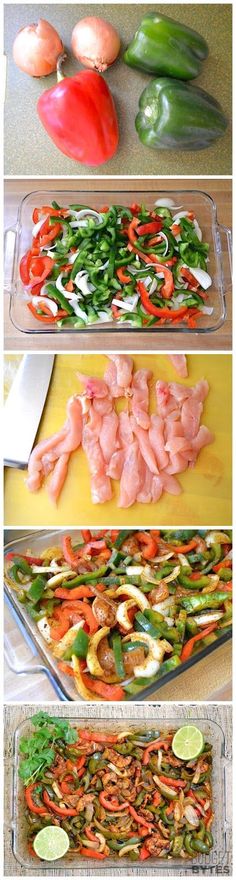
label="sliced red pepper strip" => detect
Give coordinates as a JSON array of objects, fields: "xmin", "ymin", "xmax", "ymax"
[
  {"xmin": 25, "ymin": 783, "xmax": 47, "ymax": 815},
  {"xmin": 213, "ymin": 559, "xmax": 232, "ymax": 572},
  {"xmin": 79, "ymin": 667, "xmax": 125, "ymax": 701},
  {"xmin": 180, "ymin": 623, "xmax": 218, "ymax": 662},
  {"xmin": 159, "ymin": 775, "xmax": 186, "ymax": 789},
  {"xmin": 54, "ymin": 586, "xmax": 94, "ymax": 600},
  {"xmin": 136, "ymin": 280, "xmax": 187, "ymax": 321},
  {"xmin": 62, "ymin": 535, "xmax": 81, "ymax": 570},
  {"xmin": 136, "ymin": 532, "xmax": 158, "ymax": 559},
  {"xmin": 43, "ymin": 789, "xmax": 78, "ymax": 816},
  {"xmin": 116, "ymin": 266, "xmax": 132, "ymax": 284},
  {"xmin": 79, "ymin": 730, "xmax": 118, "ymax": 744},
  {"xmin": 85, "ymin": 827, "xmax": 98, "ymax": 842},
  {"xmin": 27, "ymin": 303, "xmax": 67, "ymax": 323},
  {"xmin": 79, "ymin": 848, "xmax": 107, "ymax": 859},
  {"xmin": 143, "ymin": 738, "xmax": 171, "ymax": 765},
  {"xmin": 5, "ymin": 553, "xmax": 43, "ymax": 564},
  {"xmin": 19, "ymin": 250, "xmax": 32, "ymax": 284},
  {"xmin": 57, "ymin": 660, "xmax": 75, "ymax": 677},
  {"xmin": 99, "ymin": 791, "xmax": 129, "ymax": 811},
  {"xmin": 169, "ymin": 539, "xmax": 198, "ymax": 554},
  {"xmin": 39, "ymin": 223, "xmax": 62, "ymax": 247},
  {"xmin": 137, "ymin": 219, "xmax": 162, "ymax": 235},
  {"xmin": 127, "ymin": 216, "xmax": 140, "ymax": 245},
  {"xmin": 60, "ymin": 600, "xmax": 98, "ymax": 635},
  {"xmin": 139, "ymin": 844, "xmax": 150, "ymax": 860}
]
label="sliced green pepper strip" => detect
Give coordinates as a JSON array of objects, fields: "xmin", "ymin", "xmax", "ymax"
[
  {"xmin": 63, "ymin": 628, "xmax": 89, "ymax": 661},
  {"xmin": 114, "ymin": 530, "xmax": 136, "ymax": 550},
  {"xmin": 178, "ymin": 573, "xmax": 210, "ymax": 589},
  {"xmin": 45, "ymin": 283, "xmax": 74, "ymax": 315},
  {"xmin": 112, "ymin": 633, "xmax": 125, "ymax": 679},
  {"xmin": 180, "ymin": 592, "xmax": 230, "ymax": 614},
  {"xmin": 62, "ymin": 566, "xmax": 108, "ymax": 588},
  {"xmin": 27, "ymin": 575, "xmax": 46, "ymax": 604}
]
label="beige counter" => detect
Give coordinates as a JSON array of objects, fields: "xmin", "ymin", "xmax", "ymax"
[
  {"xmin": 4, "ymin": 177, "xmax": 232, "ymax": 351},
  {"xmin": 4, "ymin": 4, "xmax": 232, "ymax": 176}
]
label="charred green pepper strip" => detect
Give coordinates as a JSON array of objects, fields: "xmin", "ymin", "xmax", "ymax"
[
  {"xmin": 191, "ymin": 839, "xmax": 210, "ymax": 853},
  {"xmin": 178, "ymin": 573, "xmax": 210, "ymax": 589},
  {"xmin": 180, "ymin": 592, "xmax": 230, "ymax": 614},
  {"xmin": 114, "ymin": 530, "xmax": 136, "ymax": 550},
  {"xmin": 217, "ymin": 568, "xmax": 232, "ymax": 581}
]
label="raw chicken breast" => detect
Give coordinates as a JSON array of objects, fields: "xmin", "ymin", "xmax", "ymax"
[
  {"xmin": 77, "ymin": 372, "xmax": 108, "ymax": 398},
  {"xmin": 131, "ymin": 417, "xmax": 159, "ymax": 475},
  {"xmin": 47, "ymin": 453, "xmax": 69, "ymax": 504},
  {"xmin": 118, "ymin": 441, "xmax": 142, "ymax": 508},
  {"xmin": 131, "ymin": 369, "xmax": 152, "ymax": 429},
  {"xmin": 27, "ymin": 396, "xmax": 82, "ymax": 493},
  {"xmin": 108, "ymin": 355, "xmax": 133, "ymax": 388},
  {"xmin": 106, "ymin": 449, "xmax": 125, "ymax": 480},
  {"xmin": 181, "ymin": 397, "xmax": 203, "ymax": 440},
  {"xmin": 100, "ymin": 410, "xmax": 119, "ymax": 463},
  {"xmin": 168, "ymin": 355, "xmax": 188, "ymax": 378},
  {"xmin": 149, "ymin": 415, "xmax": 169, "ymax": 470}
]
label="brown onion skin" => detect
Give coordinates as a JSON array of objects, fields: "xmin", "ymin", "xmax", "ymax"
[
  {"xmin": 13, "ymin": 18, "xmax": 63, "ymax": 77},
  {"xmin": 71, "ymin": 17, "xmax": 121, "ymax": 72}
]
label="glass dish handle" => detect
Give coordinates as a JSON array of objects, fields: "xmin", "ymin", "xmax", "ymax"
[
  {"xmin": 218, "ymin": 223, "xmax": 232, "ymax": 292},
  {"xmin": 4, "ymin": 631, "xmax": 56, "ymax": 686},
  {"xmin": 4, "ymin": 226, "xmax": 17, "ymax": 292}
]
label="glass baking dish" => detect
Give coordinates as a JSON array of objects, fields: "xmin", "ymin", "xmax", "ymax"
[
  {"xmin": 5, "ymin": 188, "xmax": 232, "ymax": 335},
  {"xmin": 4, "ymin": 529, "xmax": 232, "ymax": 703},
  {"xmin": 10, "ymin": 707, "xmax": 231, "ymax": 873}
]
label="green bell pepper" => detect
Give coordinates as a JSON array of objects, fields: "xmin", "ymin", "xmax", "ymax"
[
  {"xmin": 180, "ymin": 591, "xmax": 230, "ymax": 614},
  {"xmin": 135, "ymin": 78, "xmax": 228, "ymax": 151},
  {"xmin": 124, "ymin": 11, "xmax": 208, "ymax": 79},
  {"xmin": 27, "ymin": 575, "xmax": 46, "ymax": 604},
  {"xmin": 63, "ymin": 628, "xmax": 89, "ymax": 661}
]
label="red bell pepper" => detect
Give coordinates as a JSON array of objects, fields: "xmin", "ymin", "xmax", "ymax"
[
  {"xmin": 43, "ymin": 789, "xmax": 78, "ymax": 816},
  {"xmin": 137, "ymin": 219, "xmax": 162, "ymax": 235},
  {"xmin": 116, "ymin": 266, "xmax": 132, "ymax": 283},
  {"xmin": 79, "ymin": 730, "xmax": 118, "ymax": 744},
  {"xmin": 180, "ymin": 623, "xmax": 218, "ymax": 662},
  {"xmin": 139, "ymin": 844, "xmax": 150, "ymax": 860},
  {"xmin": 129, "ymin": 805, "xmax": 154, "ymax": 830},
  {"xmin": 99, "ymin": 792, "xmax": 129, "ymax": 811},
  {"xmin": 37, "ymin": 58, "xmax": 119, "ymax": 167},
  {"xmin": 25, "ymin": 783, "xmax": 47, "ymax": 815},
  {"xmin": 143, "ymin": 738, "xmax": 171, "ymax": 765},
  {"xmin": 213, "ymin": 559, "xmax": 232, "ymax": 572},
  {"xmin": 137, "ymin": 280, "xmax": 183, "ymax": 319},
  {"xmin": 159, "ymin": 775, "xmax": 186, "ymax": 789},
  {"xmin": 54, "ymin": 586, "xmax": 94, "ymax": 600},
  {"xmin": 27, "ymin": 303, "xmax": 67, "ymax": 323},
  {"xmin": 79, "ymin": 848, "xmax": 107, "ymax": 859},
  {"xmin": 136, "ymin": 532, "xmax": 158, "ymax": 559}
]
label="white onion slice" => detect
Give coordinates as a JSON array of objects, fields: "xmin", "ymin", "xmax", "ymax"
[
  {"xmin": 32, "ymin": 215, "xmax": 49, "ymax": 237},
  {"xmin": 69, "ymin": 301, "xmax": 88, "ymax": 321},
  {"xmin": 182, "ymin": 265, "xmax": 212, "ymax": 289},
  {"xmin": 154, "ymin": 198, "xmax": 183, "ymax": 210},
  {"xmin": 149, "ymin": 278, "xmax": 157, "ymax": 295},
  {"xmin": 69, "ymin": 208, "xmax": 103, "ymax": 225},
  {"xmin": 74, "ymin": 272, "xmax": 95, "ymax": 295},
  {"xmin": 31, "ymin": 296, "xmax": 58, "ymax": 316},
  {"xmin": 112, "ymin": 295, "xmax": 139, "ymax": 313}
]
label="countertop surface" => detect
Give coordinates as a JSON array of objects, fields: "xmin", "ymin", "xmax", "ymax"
[
  {"xmin": 4, "ymin": 4, "xmax": 232, "ymax": 176},
  {"xmin": 4, "ymin": 353, "xmax": 232, "ymax": 527},
  {"xmin": 4, "ymin": 703, "xmax": 232, "ymax": 876},
  {"xmin": 4, "ymin": 177, "xmax": 232, "ymax": 352}
]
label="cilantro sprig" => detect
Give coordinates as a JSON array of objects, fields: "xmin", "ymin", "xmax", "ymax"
[{"xmin": 18, "ymin": 712, "xmax": 77, "ymax": 786}]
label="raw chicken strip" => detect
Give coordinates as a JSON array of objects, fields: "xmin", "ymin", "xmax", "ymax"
[
  {"xmin": 93, "ymin": 396, "xmax": 113, "ymax": 415},
  {"xmin": 77, "ymin": 372, "xmax": 108, "ymax": 398},
  {"xmin": 168, "ymin": 355, "xmax": 188, "ymax": 378},
  {"xmin": 193, "ymin": 379, "xmax": 209, "ymax": 402},
  {"xmin": 137, "ymin": 460, "xmax": 153, "ymax": 503},
  {"xmin": 155, "ymin": 381, "xmax": 178, "ymax": 418},
  {"xmin": 169, "ymin": 383, "xmax": 192, "ymax": 404},
  {"xmin": 27, "ymin": 396, "xmax": 82, "ymax": 493},
  {"xmin": 104, "ymin": 360, "xmax": 125, "ymax": 398},
  {"xmin": 100, "ymin": 410, "xmax": 119, "ymax": 463},
  {"xmin": 119, "ymin": 411, "xmax": 134, "ymax": 447},
  {"xmin": 181, "ymin": 397, "xmax": 203, "ymax": 440},
  {"xmin": 106, "ymin": 449, "xmax": 125, "ymax": 480},
  {"xmin": 149, "ymin": 415, "xmax": 169, "ymax": 470},
  {"xmin": 118, "ymin": 440, "xmax": 142, "ymax": 508},
  {"xmin": 82, "ymin": 407, "xmax": 113, "ymax": 503},
  {"xmin": 152, "ymin": 475, "xmax": 164, "ymax": 502},
  {"xmin": 47, "ymin": 454, "xmax": 70, "ymax": 504},
  {"xmin": 131, "ymin": 369, "xmax": 152, "ymax": 429},
  {"xmin": 191, "ymin": 425, "xmax": 215, "ymax": 453},
  {"xmin": 91, "ymin": 473, "xmax": 113, "ymax": 504},
  {"xmin": 108, "ymin": 355, "xmax": 133, "ymax": 388},
  {"xmin": 131, "ymin": 417, "xmax": 159, "ymax": 474},
  {"xmin": 160, "ymin": 472, "xmax": 182, "ymax": 495}
]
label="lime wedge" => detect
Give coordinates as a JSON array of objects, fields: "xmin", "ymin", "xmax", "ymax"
[
  {"xmin": 33, "ymin": 826, "xmax": 70, "ymax": 861},
  {"xmin": 172, "ymin": 725, "xmax": 204, "ymax": 761}
]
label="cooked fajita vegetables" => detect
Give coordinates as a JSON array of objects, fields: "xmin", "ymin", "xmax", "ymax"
[
  {"xmin": 19, "ymin": 199, "xmax": 213, "ymax": 329},
  {"xmin": 5, "ymin": 530, "xmax": 232, "ymax": 701},
  {"xmin": 18, "ymin": 713, "xmax": 214, "ymax": 861}
]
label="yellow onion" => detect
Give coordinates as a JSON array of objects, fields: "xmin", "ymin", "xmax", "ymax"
[
  {"xmin": 71, "ymin": 17, "xmax": 120, "ymax": 72},
  {"xmin": 13, "ymin": 19, "xmax": 63, "ymax": 77}
]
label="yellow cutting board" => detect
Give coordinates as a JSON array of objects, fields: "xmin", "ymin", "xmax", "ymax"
[{"xmin": 4, "ymin": 354, "xmax": 232, "ymax": 527}]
